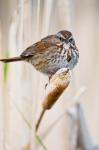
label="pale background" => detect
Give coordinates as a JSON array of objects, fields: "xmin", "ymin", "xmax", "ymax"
[{"xmin": 0, "ymin": 0, "xmax": 99, "ymax": 149}]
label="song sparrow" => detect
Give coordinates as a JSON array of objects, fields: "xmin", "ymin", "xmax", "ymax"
[{"xmin": 0, "ymin": 30, "xmax": 79, "ymax": 76}]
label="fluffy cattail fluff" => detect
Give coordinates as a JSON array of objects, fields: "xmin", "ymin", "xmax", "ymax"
[{"xmin": 36, "ymin": 68, "xmax": 71, "ymax": 131}]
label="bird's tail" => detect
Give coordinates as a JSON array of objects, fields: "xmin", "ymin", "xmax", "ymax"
[{"xmin": 0, "ymin": 56, "xmax": 24, "ymax": 63}]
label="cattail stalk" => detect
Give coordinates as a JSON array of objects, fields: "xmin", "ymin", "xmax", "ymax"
[{"xmin": 36, "ymin": 68, "xmax": 71, "ymax": 131}]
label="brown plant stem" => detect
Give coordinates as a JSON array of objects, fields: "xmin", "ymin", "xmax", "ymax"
[{"xmin": 36, "ymin": 109, "xmax": 46, "ymax": 132}]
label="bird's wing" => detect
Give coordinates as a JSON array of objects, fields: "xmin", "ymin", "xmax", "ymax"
[
  {"xmin": 21, "ymin": 41, "xmax": 56, "ymax": 58},
  {"xmin": 41, "ymin": 35, "xmax": 55, "ymax": 42},
  {"xmin": 21, "ymin": 35, "xmax": 62, "ymax": 58},
  {"xmin": 41, "ymin": 35, "xmax": 61, "ymax": 44},
  {"xmin": 21, "ymin": 44, "xmax": 35, "ymax": 58}
]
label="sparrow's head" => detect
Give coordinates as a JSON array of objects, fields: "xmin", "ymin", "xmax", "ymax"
[{"xmin": 56, "ymin": 30, "xmax": 76, "ymax": 48}]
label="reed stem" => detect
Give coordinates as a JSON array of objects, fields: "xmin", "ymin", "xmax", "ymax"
[{"xmin": 36, "ymin": 109, "xmax": 46, "ymax": 131}]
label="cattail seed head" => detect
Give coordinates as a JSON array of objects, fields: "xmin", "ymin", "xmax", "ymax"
[{"xmin": 42, "ymin": 68, "xmax": 71, "ymax": 110}]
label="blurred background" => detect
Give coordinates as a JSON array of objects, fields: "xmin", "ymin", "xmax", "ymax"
[{"xmin": 0, "ymin": 0, "xmax": 99, "ymax": 149}]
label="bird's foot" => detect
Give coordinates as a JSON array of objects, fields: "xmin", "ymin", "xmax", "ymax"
[{"xmin": 44, "ymin": 75, "xmax": 52, "ymax": 90}]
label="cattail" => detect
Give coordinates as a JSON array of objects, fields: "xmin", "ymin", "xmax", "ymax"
[{"xmin": 36, "ymin": 68, "xmax": 71, "ymax": 131}]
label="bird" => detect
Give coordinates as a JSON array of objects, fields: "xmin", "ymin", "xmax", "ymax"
[{"xmin": 0, "ymin": 30, "xmax": 79, "ymax": 77}]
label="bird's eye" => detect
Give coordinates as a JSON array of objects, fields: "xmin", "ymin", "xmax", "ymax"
[
  {"xmin": 69, "ymin": 38, "xmax": 73, "ymax": 42},
  {"xmin": 59, "ymin": 36, "xmax": 64, "ymax": 41}
]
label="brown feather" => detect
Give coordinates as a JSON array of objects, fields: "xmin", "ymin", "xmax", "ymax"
[
  {"xmin": 21, "ymin": 37, "xmax": 61, "ymax": 58},
  {"xmin": 0, "ymin": 56, "xmax": 23, "ymax": 63}
]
